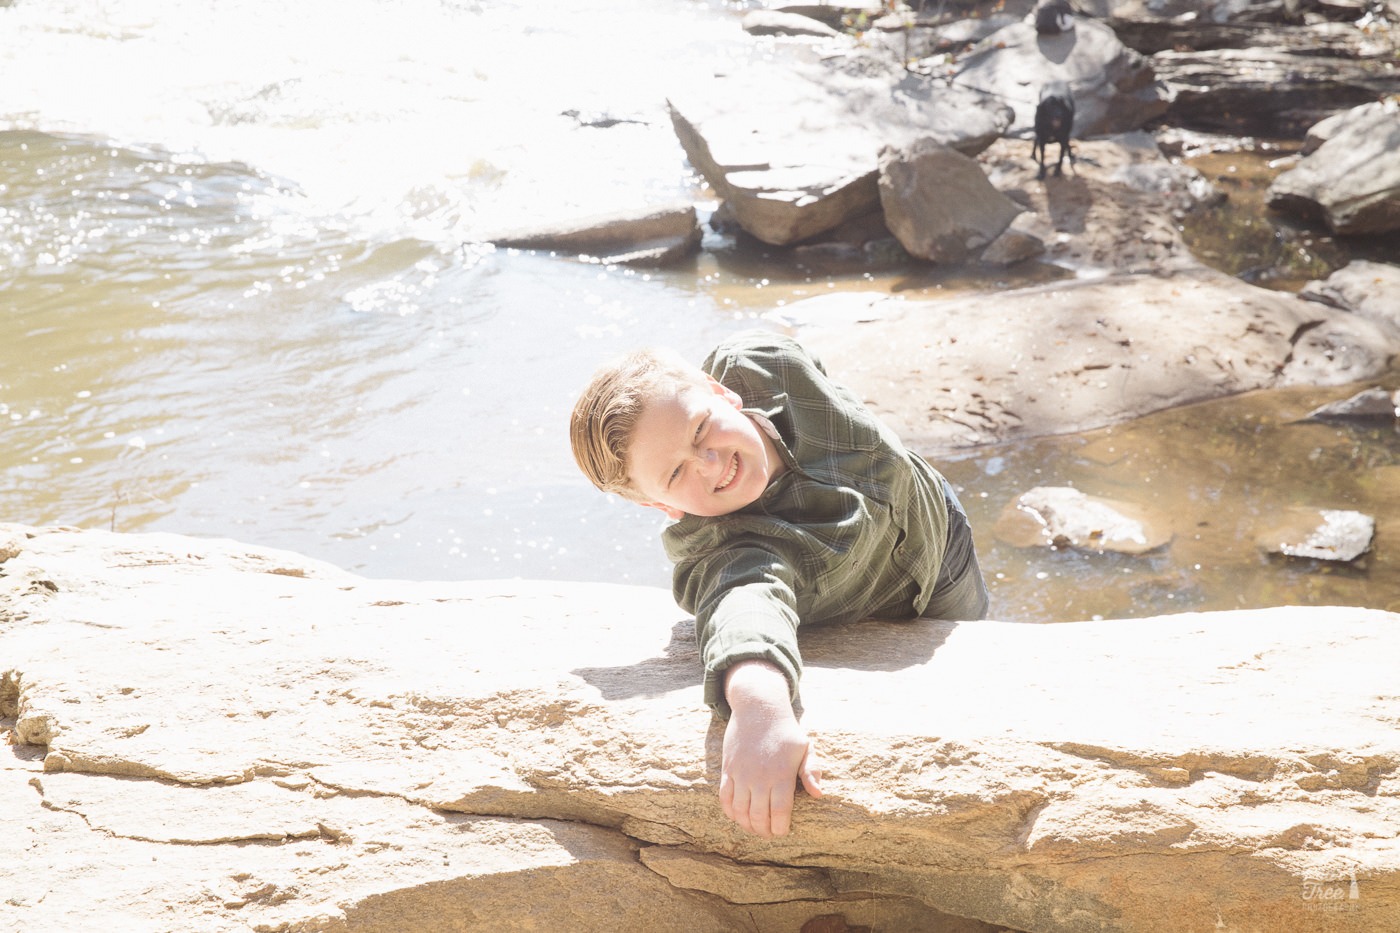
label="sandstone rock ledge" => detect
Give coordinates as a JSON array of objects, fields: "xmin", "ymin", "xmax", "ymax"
[{"xmin": 2, "ymin": 524, "xmax": 1397, "ymax": 932}]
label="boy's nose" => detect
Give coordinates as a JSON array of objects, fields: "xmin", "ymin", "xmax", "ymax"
[{"xmin": 696, "ymin": 447, "xmax": 720, "ymax": 478}]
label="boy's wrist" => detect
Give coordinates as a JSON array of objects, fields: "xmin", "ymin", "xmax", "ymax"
[{"xmin": 723, "ymin": 659, "xmax": 794, "ymax": 716}]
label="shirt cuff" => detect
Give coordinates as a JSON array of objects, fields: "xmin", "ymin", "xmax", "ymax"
[{"xmin": 702, "ymin": 643, "xmax": 801, "ymax": 720}]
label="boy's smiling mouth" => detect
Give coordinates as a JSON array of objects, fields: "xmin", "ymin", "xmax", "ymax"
[{"xmin": 715, "ymin": 453, "xmax": 739, "ymax": 492}]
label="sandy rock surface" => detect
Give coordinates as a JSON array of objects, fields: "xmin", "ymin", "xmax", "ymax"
[
  {"xmin": 794, "ymin": 265, "xmax": 1393, "ymax": 449},
  {"xmin": 3, "ymin": 524, "xmax": 1398, "ymax": 932}
]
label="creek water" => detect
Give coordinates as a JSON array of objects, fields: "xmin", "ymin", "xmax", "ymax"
[{"xmin": 3, "ymin": 0, "xmax": 1396, "ymax": 622}]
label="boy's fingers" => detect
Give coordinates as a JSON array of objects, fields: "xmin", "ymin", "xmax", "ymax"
[
  {"xmin": 718, "ymin": 770, "xmax": 735, "ymax": 818},
  {"xmin": 749, "ymin": 794, "xmax": 774, "ymax": 838},
  {"xmin": 768, "ymin": 785, "xmax": 794, "ymax": 837},
  {"xmin": 800, "ymin": 744, "xmax": 825, "ymax": 798},
  {"xmin": 725, "ymin": 784, "xmax": 750, "ymax": 832}
]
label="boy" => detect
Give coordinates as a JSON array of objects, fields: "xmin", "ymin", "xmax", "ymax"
[{"xmin": 570, "ymin": 330, "xmax": 989, "ymax": 838}]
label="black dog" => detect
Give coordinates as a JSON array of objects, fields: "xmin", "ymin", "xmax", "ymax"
[
  {"xmin": 1034, "ymin": 0, "xmax": 1075, "ymax": 34},
  {"xmin": 1032, "ymin": 81, "xmax": 1075, "ymax": 179}
]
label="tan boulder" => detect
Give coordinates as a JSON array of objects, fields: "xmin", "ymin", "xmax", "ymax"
[
  {"xmin": 877, "ymin": 138, "xmax": 1024, "ymax": 264},
  {"xmin": 795, "ymin": 266, "xmax": 1396, "ymax": 449},
  {"xmin": 3, "ymin": 524, "xmax": 1398, "ymax": 931}
]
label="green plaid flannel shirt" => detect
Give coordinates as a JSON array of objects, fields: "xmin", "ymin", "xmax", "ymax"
[{"xmin": 663, "ymin": 331, "xmax": 950, "ymax": 717}]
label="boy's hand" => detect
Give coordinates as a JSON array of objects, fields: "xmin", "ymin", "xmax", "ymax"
[{"xmin": 719, "ymin": 660, "xmax": 824, "ymax": 837}]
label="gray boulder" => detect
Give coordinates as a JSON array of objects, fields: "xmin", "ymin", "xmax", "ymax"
[
  {"xmin": 1153, "ymin": 47, "xmax": 1400, "ymax": 137},
  {"xmin": 1302, "ymin": 99, "xmax": 1400, "ymax": 154},
  {"xmin": 876, "ymin": 138, "xmax": 1024, "ymax": 263},
  {"xmin": 978, "ymin": 213, "xmax": 1048, "ymax": 266},
  {"xmin": 863, "ymin": 11, "xmax": 1022, "ymax": 60},
  {"xmin": 775, "ymin": 2, "xmax": 885, "ymax": 29},
  {"xmin": 1299, "ymin": 259, "xmax": 1400, "ymax": 338},
  {"xmin": 945, "ymin": 17, "xmax": 1171, "ymax": 138},
  {"xmin": 1112, "ymin": 17, "xmax": 1395, "ymax": 58},
  {"xmin": 667, "ymin": 57, "xmax": 1012, "ymax": 246},
  {"xmin": 1268, "ymin": 102, "xmax": 1400, "ymax": 235}
]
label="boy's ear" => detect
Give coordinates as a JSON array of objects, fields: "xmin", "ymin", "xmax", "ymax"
[
  {"xmin": 638, "ymin": 500, "xmax": 686, "ymax": 521},
  {"xmin": 704, "ymin": 374, "xmax": 743, "ymax": 410}
]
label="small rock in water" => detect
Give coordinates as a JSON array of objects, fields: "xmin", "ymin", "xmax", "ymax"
[
  {"xmin": 741, "ymin": 10, "xmax": 840, "ymax": 38},
  {"xmin": 1304, "ymin": 387, "xmax": 1399, "ymax": 423},
  {"xmin": 1256, "ymin": 507, "xmax": 1375, "ymax": 563},
  {"xmin": 993, "ymin": 485, "xmax": 1172, "ymax": 555},
  {"xmin": 0, "ymin": 525, "xmax": 25, "ymax": 563}
]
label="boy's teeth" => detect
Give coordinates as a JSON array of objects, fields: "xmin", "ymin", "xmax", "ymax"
[{"xmin": 716, "ymin": 454, "xmax": 738, "ymax": 490}]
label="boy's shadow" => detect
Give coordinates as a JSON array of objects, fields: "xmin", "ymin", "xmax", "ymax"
[
  {"xmin": 801, "ymin": 617, "xmax": 955, "ymax": 672},
  {"xmin": 572, "ymin": 617, "xmax": 955, "ymax": 701},
  {"xmin": 572, "ymin": 619, "xmax": 702, "ymax": 700}
]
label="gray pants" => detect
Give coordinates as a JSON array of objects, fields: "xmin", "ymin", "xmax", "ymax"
[{"xmin": 924, "ymin": 481, "xmax": 991, "ymax": 621}]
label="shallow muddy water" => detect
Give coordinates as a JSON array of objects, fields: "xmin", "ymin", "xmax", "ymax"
[
  {"xmin": 1, "ymin": 0, "xmax": 1395, "ymax": 626},
  {"xmin": 938, "ymin": 380, "xmax": 1400, "ymax": 622},
  {"xmin": 1179, "ymin": 141, "xmax": 1400, "ymax": 292}
]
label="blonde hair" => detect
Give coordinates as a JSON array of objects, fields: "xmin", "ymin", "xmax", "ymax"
[{"xmin": 570, "ymin": 348, "xmax": 708, "ymax": 501}]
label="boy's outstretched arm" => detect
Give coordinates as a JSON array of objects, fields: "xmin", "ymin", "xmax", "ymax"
[{"xmin": 719, "ymin": 659, "xmax": 824, "ymax": 837}]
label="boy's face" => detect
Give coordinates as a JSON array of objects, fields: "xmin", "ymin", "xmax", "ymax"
[{"xmin": 628, "ymin": 375, "xmax": 783, "ymax": 520}]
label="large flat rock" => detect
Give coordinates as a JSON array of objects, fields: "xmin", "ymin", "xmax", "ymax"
[
  {"xmin": 793, "ymin": 266, "xmax": 1397, "ymax": 449},
  {"xmin": 2, "ymin": 524, "xmax": 1398, "ymax": 931}
]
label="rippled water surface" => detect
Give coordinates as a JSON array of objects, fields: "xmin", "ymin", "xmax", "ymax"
[{"xmin": 3, "ymin": 0, "xmax": 1395, "ymax": 622}]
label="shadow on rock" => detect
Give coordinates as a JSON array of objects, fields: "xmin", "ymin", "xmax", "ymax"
[
  {"xmin": 802, "ymin": 617, "xmax": 957, "ymax": 672},
  {"xmin": 1043, "ymin": 172, "xmax": 1091, "ymax": 233},
  {"xmin": 572, "ymin": 618, "xmax": 700, "ymax": 700}
]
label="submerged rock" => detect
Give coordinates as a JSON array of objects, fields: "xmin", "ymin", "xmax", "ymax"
[
  {"xmin": 1304, "ymin": 386, "xmax": 1400, "ymax": 422},
  {"xmin": 993, "ymin": 484, "xmax": 1172, "ymax": 554},
  {"xmin": 1256, "ymin": 507, "xmax": 1376, "ymax": 562}
]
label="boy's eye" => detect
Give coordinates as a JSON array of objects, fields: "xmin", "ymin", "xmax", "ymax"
[{"xmin": 669, "ymin": 464, "xmax": 682, "ymax": 485}]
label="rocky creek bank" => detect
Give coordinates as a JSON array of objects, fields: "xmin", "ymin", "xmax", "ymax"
[{"xmin": 3, "ymin": 524, "xmax": 1400, "ymax": 932}]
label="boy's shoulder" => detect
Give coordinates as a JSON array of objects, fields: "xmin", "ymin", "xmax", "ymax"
[{"xmin": 703, "ymin": 330, "xmax": 829, "ymax": 395}]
